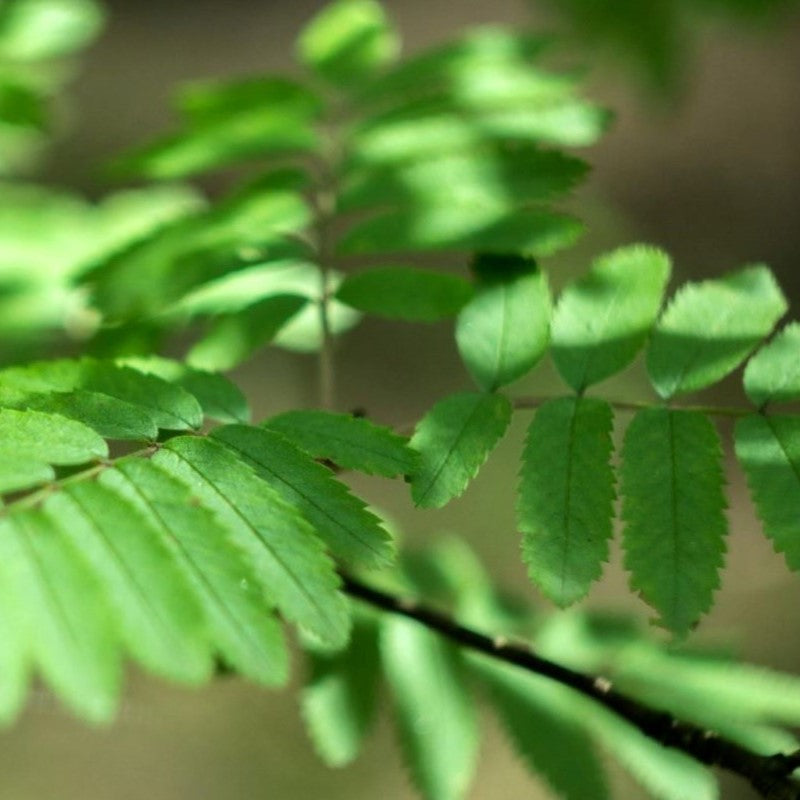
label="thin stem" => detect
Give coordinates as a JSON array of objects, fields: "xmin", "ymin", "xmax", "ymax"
[{"xmin": 341, "ymin": 573, "xmax": 800, "ymax": 800}]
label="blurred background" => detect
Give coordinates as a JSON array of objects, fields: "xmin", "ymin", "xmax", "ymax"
[{"xmin": 2, "ymin": 0, "xmax": 800, "ymax": 797}]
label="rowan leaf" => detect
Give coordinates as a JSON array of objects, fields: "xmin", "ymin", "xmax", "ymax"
[
  {"xmin": 264, "ymin": 409, "xmax": 417, "ymax": 478},
  {"xmin": 743, "ymin": 322, "xmax": 800, "ymax": 407},
  {"xmin": 410, "ymin": 391, "xmax": 512, "ymax": 508},
  {"xmin": 153, "ymin": 435, "xmax": 350, "ymax": 646},
  {"xmin": 518, "ymin": 397, "xmax": 615, "ymax": 606},
  {"xmin": 456, "ymin": 257, "xmax": 550, "ymax": 391},
  {"xmin": 212, "ymin": 425, "xmax": 394, "ymax": 569},
  {"xmin": 45, "ymin": 482, "xmax": 212, "ymax": 684},
  {"xmin": 336, "ymin": 267, "xmax": 473, "ymax": 322},
  {"xmin": 621, "ymin": 408, "xmax": 727, "ymax": 635},
  {"xmin": 646, "ymin": 266, "xmax": 786, "ymax": 399},
  {"xmin": 735, "ymin": 414, "xmax": 800, "ymax": 573},
  {"xmin": 381, "ymin": 616, "xmax": 478, "ymax": 800},
  {"xmin": 103, "ymin": 459, "xmax": 288, "ymax": 685},
  {"xmin": 551, "ymin": 244, "xmax": 671, "ymax": 391},
  {"xmin": 301, "ymin": 616, "xmax": 381, "ymax": 766}
]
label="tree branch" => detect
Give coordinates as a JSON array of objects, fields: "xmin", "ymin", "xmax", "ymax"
[{"xmin": 341, "ymin": 573, "xmax": 800, "ymax": 800}]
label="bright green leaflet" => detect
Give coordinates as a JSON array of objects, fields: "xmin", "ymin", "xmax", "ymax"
[
  {"xmin": 743, "ymin": 322, "xmax": 800, "ymax": 407},
  {"xmin": 302, "ymin": 616, "xmax": 381, "ymax": 766},
  {"xmin": 0, "ymin": 512, "xmax": 119, "ymax": 723},
  {"xmin": 153, "ymin": 436, "xmax": 350, "ymax": 647},
  {"xmin": 476, "ymin": 660, "xmax": 610, "ymax": 800},
  {"xmin": 187, "ymin": 295, "xmax": 307, "ymax": 371},
  {"xmin": 103, "ymin": 459, "xmax": 288, "ymax": 686},
  {"xmin": 263, "ymin": 409, "xmax": 417, "ymax": 478},
  {"xmin": 336, "ymin": 267, "xmax": 473, "ymax": 322},
  {"xmin": 0, "ymin": 556, "xmax": 27, "ymax": 723},
  {"xmin": 297, "ymin": 0, "xmax": 399, "ymax": 86},
  {"xmin": 735, "ymin": 414, "xmax": 800, "ymax": 573},
  {"xmin": 518, "ymin": 397, "xmax": 615, "ymax": 607},
  {"xmin": 646, "ymin": 266, "xmax": 787, "ymax": 399},
  {"xmin": 45, "ymin": 482, "xmax": 212, "ymax": 684},
  {"xmin": 212, "ymin": 425, "xmax": 393, "ymax": 569},
  {"xmin": 410, "ymin": 391, "xmax": 512, "ymax": 508},
  {"xmin": 551, "ymin": 244, "xmax": 671, "ymax": 392},
  {"xmin": 621, "ymin": 408, "xmax": 727, "ymax": 636},
  {"xmin": 456, "ymin": 266, "xmax": 550, "ymax": 391},
  {"xmin": 381, "ymin": 616, "xmax": 478, "ymax": 800}
]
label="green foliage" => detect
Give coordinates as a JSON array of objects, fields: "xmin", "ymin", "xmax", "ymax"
[{"xmin": 3, "ymin": 3, "xmax": 800, "ymax": 800}]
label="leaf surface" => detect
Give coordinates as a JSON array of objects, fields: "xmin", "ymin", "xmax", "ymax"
[
  {"xmin": 212, "ymin": 425, "xmax": 393, "ymax": 569},
  {"xmin": 551, "ymin": 244, "xmax": 671, "ymax": 391},
  {"xmin": 264, "ymin": 409, "xmax": 417, "ymax": 477},
  {"xmin": 621, "ymin": 408, "xmax": 727, "ymax": 635},
  {"xmin": 410, "ymin": 391, "xmax": 512, "ymax": 508},
  {"xmin": 743, "ymin": 322, "xmax": 800, "ymax": 406},
  {"xmin": 646, "ymin": 266, "xmax": 786, "ymax": 398},
  {"xmin": 518, "ymin": 397, "xmax": 615, "ymax": 606}
]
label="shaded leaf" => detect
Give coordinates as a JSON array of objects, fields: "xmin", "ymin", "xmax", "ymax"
[
  {"xmin": 646, "ymin": 266, "xmax": 786, "ymax": 399},
  {"xmin": 551, "ymin": 244, "xmax": 671, "ymax": 391},
  {"xmin": 264, "ymin": 409, "xmax": 417, "ymax": 477},
  {"xmin": 336, "ymin": 267, "xmax": 473, "ymax": 322},
  {"xmin": 743, "ymin": 322, "xmax": 800, "ymax": 407},
  {"xmin": 518, "ymin": 397, "xmax": 615, "ymax": 606},
  {"xmin": 621, "ymin": 408, "xmax": 727, "ymax": 635},
  {"xmin": 212, "ymin": 425, "xmax": 394, "ymax": 569},
  {"xmin": 410, "ymin": 392, "xmax": 512, "ymax": 508}
]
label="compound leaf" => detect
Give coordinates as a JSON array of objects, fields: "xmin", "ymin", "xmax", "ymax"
[
  {"xmin": 104, "ymin": 459, "xmax": 288, "ymax": 685},
  {"xmin": 456, "ymin": 258, "xmax": 550, "ymax": 391},
  {"xmin": 336, "ymin": 267, "xmax": 473, "ymax": 322},
  {"xmin": 264, "ymin": 409, "xmax": 417, "ymax": 478},
  {"xmin": 381, "ymin": 616, "xmax": 478, "ymax": 800},
  {"xmin": 621, "ymin": 408, "xmax": 727, "ymax": 636},
  {"xmin": 518, "ymin": 397, "xmax": 615, "ymax": 606},
  {"xmin": 153, "ymin": 435, "xmax": 349, "ymax": 647},
  {"xmin": 646, "ymin": 266, "xmax": 786, "ymax": 399},
  {"xmin": 551, "ymin": 244, "xmax": 671, "ymax": 391},
  {"xmin": 410, "ymin": 391, "xmax": 512, "ymax": 508},
  {"xmin": 212, "ymin": 425, "xmax": 393, "ymax": 569},
  {"xmin": 735, "ymin": 414, "xmax": 800, "ymax": 573},
  {"xmin": 743, "ymin": 322, "xmax": 800, "ymax": 407}
]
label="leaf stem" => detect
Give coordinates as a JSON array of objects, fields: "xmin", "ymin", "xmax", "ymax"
[
  {"xmin": 513, "ymin": 395, "xmax": 753, "ymax": 418},
  {"xmin": 341, "ymin": 573, "xmax": 800, "ymax": 800}
]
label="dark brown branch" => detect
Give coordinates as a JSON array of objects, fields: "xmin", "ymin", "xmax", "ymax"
[{"xmin": 341, "ymin": 573, "xmax": 800, "ymax": 800}]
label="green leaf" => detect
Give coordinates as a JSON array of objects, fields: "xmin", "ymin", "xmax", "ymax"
[
  {"xmin": 302, "ymin": 616, "xmax": 381, "ymax": 766},
  {"xmin": 410, "ymin": 392, "xmax": 512, "ymax": 508},
  {"xmin": 0, "ymin": 548, "xmax": 27, "ymax": 723},
  {"xmin": 646, "ymin": 266, "xmax": 787, "ymax": 399},
  {"xmin": 103, "ymin": 459, "xmax": 288, "ymax": 686},
  {"xmin": 297, "ymin": 0, "xmax": 399, "ymax": 86},
  {"xmin": 187, "ymin": 295, "xmax": 307, "ymax": 371},
  {"xmin": 456, "ymin": 258, "xmax": 550, "ymax": 391},
  {"xmin": 0, "ymin": 358, "xmax": 203, "ymax": 430},
  {"xmin": 336, "ymin": 267, "xmax": 473, "ymax": 322},
  {"xmin": 621, "ymin": 408, "xmax": 727, "ymax": 635},
  {"xmin": 264, "ymin": 409, "xmax": 417, "ymax": 478},
  {"xmin": 381, "ymin": 616, "xmax": 478, "ymax": 800},
  {"xmin": 0, "ymin": 0, "xmax": 104, "ymax": 61},
  {"xmin": 212, "ymin": 425, "xmax": 394, "ymax": 569},
  {"xmin": 338, "ymin": 203, "xmax": 583, "ymax": 257},
  {"xmin": 743, "ymin": 322, "xmax": 800, "ymax": 407},
  {"xmin": 0, "ymin": 512, "xmax": 119, "ymax": 722},
  {"xmin": 477, "ymin": 660, "xmax": 610, "ymax": 800},
  {"xmin": 735, "ymin": 414, "xmax": 800, "ymax": 573},
  {"xmin": 518, "ymin": 397, "xmax": 615, "ymax": 606},
  {"xmin": 551, "ymin": 244, "xmax": 671, "ymax": 392},
  {"xmin": 153, "ymin": 435, "xmax": 349, "ymax": 647},
  {"xmin": 45, "ymin": 482, "xmax": 212, "ymax": 683},
  {"xmin": 117, "ymin": 356, "xmax": 250, "ymax": 424}
]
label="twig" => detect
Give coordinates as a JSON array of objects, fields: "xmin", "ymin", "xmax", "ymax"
[{"xmin": 341, "ymin": 573, "xmax": 800, "ymax": 800}]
